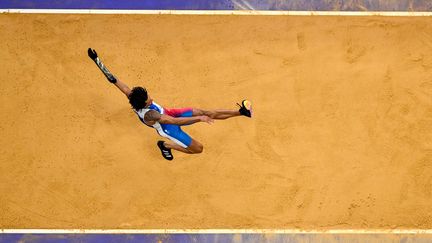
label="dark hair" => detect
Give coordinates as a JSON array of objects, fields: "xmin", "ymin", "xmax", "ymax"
[{"xmin": 128, "ymin": 86, "xmax": 148, "ymax": 110}]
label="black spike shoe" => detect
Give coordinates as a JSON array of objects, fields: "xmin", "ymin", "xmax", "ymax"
[
  {"xmin": 237, "ymin": 100, "xmax": 252, "ymax": 118},
  {"xmin": 157, "ymin": 141, "xmax": 173, "ymax": 160}
]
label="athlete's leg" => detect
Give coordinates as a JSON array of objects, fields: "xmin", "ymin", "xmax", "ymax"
[
  {"xmin": 166, "ymin": 100, "xmax": 252, "ymax": 120},
  {"xmin": 158, "ymin": 123, "xmax": 203, "ymax": 155},
  {"xmin": 163, "ymin": 139, "xmax": 203, "ymax": 154},
  {"xmin": 192, "ymin": 108, "xmax": 240, "ymax": 120}
]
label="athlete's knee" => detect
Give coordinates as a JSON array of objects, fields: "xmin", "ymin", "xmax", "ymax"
[
  {"xmin": 193, "ymin": 145, "xmax": 204, "ymax": 154},
  {"xmin": 196, "ymin": 144, "xmax": 203, "ymax": 153},
  {"xmin": 192, "ymin": 108, "xmax": 205, "ymax": 116},
  {"xmin": 203, "ymin": 110, "xmax": 216, "ymax": 118},
  {"xmin": 193, "ymin": 108, "xmax": 216, "ymax": 118},
  {"xmin": 188, "ymin": 143, "xmax": 203, "ymax": 154}
]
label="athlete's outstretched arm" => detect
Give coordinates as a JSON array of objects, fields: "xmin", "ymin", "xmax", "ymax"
[
  {"xmin": 113, "ymin": 79, "xmax": 132, "ymax": 97},
  {"xmin": 145, "ymin": 110, "xmax": 213, "ymax": 125},
  {"xmin": 88, "ymin": 48, "xmax": 131, "ymax": 97}
]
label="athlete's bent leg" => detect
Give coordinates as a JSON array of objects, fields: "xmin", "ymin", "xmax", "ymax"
[
  {"xmin": 192, "ymin": 108, "xmax": 240, "ymax": 120},
  {"xmin": 164, "ymin": 139, "xmax": 203, "ymax": 154}
]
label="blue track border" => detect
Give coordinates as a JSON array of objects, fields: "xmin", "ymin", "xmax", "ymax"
[{"xmin": 0, "ymin": 0, "xmax": 431, "ymax": 11}]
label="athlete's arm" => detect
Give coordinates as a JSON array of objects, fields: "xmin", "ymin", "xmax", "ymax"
[
  {"xmin": 113, "ymin": 79, "xmax": 132, "ymax": 97},
  {"xmin": 144, "ymin": 110, "xmax": 213, "ymax": 125},
  {"xmin": 88, "ymin": 48, "xmax": 131, "ymax": 97}
]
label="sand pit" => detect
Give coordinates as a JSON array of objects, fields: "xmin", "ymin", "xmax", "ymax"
[{"xmin": 0, "ymin": 14, "xmax": 431, "ymax": 229}]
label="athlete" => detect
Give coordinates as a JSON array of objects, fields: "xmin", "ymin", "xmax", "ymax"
[{"xmin": 88, "ymin": 48, "xmax": 252, "ymax": 160}]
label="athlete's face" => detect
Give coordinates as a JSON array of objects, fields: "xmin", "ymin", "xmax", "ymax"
[{"xmin": 145, "ymin": 95, "xmax": 153, "ymax": 108}]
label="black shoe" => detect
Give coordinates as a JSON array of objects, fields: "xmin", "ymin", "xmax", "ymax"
[
  {"xmin": 237, "ymin": 100, "xmax": 252, "ymax": 118},
  {"xmin": 157, "ymin": 141, "xmax": 173, "ymax": 160}
]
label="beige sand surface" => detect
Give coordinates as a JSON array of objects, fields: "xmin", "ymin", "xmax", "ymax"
[{"xmin": 0, "ymin": 14, "xmax": 431, "ymax": 229}]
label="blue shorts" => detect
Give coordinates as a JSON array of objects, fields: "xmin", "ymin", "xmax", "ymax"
[{"xmin": 159, "ymin": 108, "xmax": 193, "ymax": 148}]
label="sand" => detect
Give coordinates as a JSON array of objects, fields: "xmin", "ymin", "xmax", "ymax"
[{"xmin": 0, "ymin": 14, "xmax": 431, "ymax": 229}]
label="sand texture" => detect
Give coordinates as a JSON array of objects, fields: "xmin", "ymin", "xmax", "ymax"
[{"xmin": 0, "ymin": 14, "xmax": 431, "ymax": 229}]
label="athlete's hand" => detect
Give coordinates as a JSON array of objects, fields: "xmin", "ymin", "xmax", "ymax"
[
  {"xmin": 88, "ymin": 48, "xmax": 98, "ymax": 60},
  {"xmin": 199, "ymin": 115, "xmax": 214, "ymax": 124}
]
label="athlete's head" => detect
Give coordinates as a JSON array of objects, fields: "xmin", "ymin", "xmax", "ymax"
[{"xmin": 128, "ymin": 86, "xmax": 150, "ymax": 110}]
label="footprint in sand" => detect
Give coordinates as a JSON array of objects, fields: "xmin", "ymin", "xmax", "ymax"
[
  {"xmin": 345, "ymin": 39, "xmax": 367, "ymax": 64},
  {"xmin": 297, "ymin": 32, "xmax": 306, "ymax": 51}
]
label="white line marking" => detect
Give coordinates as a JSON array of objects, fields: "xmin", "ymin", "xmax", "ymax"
[
  {"xmin": 1, "ymin": 9, "xmax": 432, "ymax": 16},
  {"xmin": 2, "ymin": 229, "xmax": 432, "ymax": 234}
]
